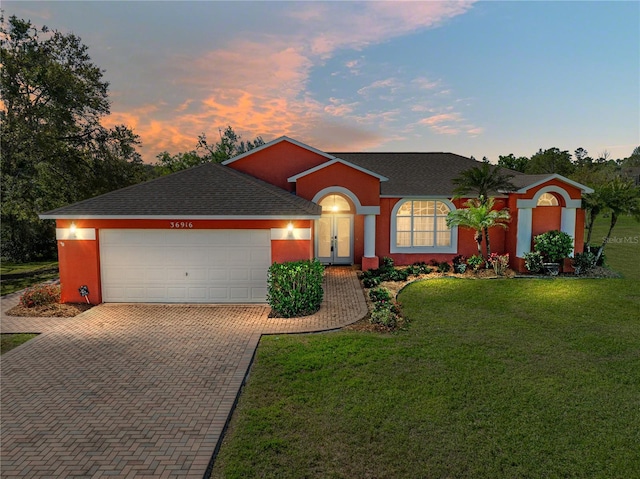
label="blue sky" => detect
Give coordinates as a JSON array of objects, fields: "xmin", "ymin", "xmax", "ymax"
[{"xmin": 5, "ymin": 1, "xmax": 639, "ymax": 163}]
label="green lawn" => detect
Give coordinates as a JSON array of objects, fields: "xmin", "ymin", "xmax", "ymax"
[
  {"xmin": 212, "ymin": 216, "xmax": 640, "ymax": 478},
  {"xmin": 1, "ymin": 333, "xmax": 38, "ymax": 354},
  {"xmin": 0, "ymin": 260, "xmax": 58, "ymax": 295},
  {"xmin": 588, "ymin": 214, "xmax": 639, "ymax": 280}
]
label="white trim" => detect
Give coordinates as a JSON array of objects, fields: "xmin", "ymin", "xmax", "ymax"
[
  {"xmin": 270, "ymin": 228, "xmax": 311, "ymax": 240},
  {"xmin": 561, "ymin": 208, "xmax": 577, "ymax": 256},
  {"xmin": 222, "ymin": 136, "xmax": 336, "ymax": 165},
  {"xmin": 516, "ymin": 174, "xmax": 594, "ymax": 194},
  {"xmin": 311, "ymin": 187, "xmax": 380, "ymax": 215},
  {"xmin": 287, "ymin": 158, "xmax": 388, "ymax": 182},
  {"xmin": 517, "ymin": 185, "xmax": 582, "ymax": 209},
  {"xmin": 516, "ymin": 208, "xmax": 532, "ymax": 257},
  {"xmin": 364, "ymin": 214, "xmax": 376, "ymax": 258},
  {"xmin": 40, "ymin": 214, "xmax": 321, "ymax": 220},
  {"xmin": 390, "ymin": 198, "xmax": 458, "ymax": 254},
  {"xmin": 56, "ymin": 228, "xmax": 96, "ymax": 240}
]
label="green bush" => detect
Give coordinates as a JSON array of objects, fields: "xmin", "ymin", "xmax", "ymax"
[
  {"xmin": 369, "ymin": 286, "xmax": 392, "ymax": 303},
  {"xmin": 437, "ymin": 262, "xmax": 451, "ymax": 273},
  {"xmin": 20, "ymin": 283, "xmax": 60, "ymax": 308},
  {"xmin": 524, "ymin": 251, "xmax": 543, "ymax": 273},
  {"xmin": 370, "ymin": 305, "xmax": 398, "ymax": 328},
  {"xmin": 573, "ymin": 251, "xmax": 597, "ymax": 275},
  {"xmin": 267, "ymin": 260, "xmax": 324, "ymax": 318},
  {"xmin": 362, "ymin": 276, "xmax": 381, "ymax": 288},
  {"xmin": 467, "ymin": 255, "xmax": 484, "ymax": 271},
  {"xmin": 534, "ymin": 230, "xmax": 574, "ymax": 263}
]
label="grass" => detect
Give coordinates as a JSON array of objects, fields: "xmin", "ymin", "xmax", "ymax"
[
  {"xmin": 588, "ymin": 214, "xmax": 639, "ymax": 280},
  {"xmin": 0, "ymin": 260, "xmax": 58, "ymax": 295},
  {"xmin": 212, "ymin": 215, "xmax": 640, "ymax": 478},
  {"xmin": 1, "ymin": 333, "xmax": 38, "ymax": 355}
]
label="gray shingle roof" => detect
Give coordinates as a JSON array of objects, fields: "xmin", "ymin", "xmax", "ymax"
[
  {"xmin": 330, "ymin": 152, "xmax": 524, "ymax": 196},
  {"xmin": 40, "ymin": 163, "xmax": 322, "ymax": 218}
]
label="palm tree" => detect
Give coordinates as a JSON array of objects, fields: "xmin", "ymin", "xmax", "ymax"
[
  {"xmin": 595, "ymin": 177, "xmax": 640, "ymax": 263},
  {"xmin": 452, "ymin": 162, "xmax": 516, "ymax": 205},
  {"xmin": 446, "ymin": 196, "xmax": 511, "ymax": 260},
  {"xmin": 453, "ymin": 163, "xmax": 516, "ymax": 257},
  {"xmin": 582, "ymin": 188, "xmax": 605, "ymax": 250}
]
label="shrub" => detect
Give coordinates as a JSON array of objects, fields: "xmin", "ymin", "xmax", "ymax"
[
  {"xmin": 362, "ymin": 276, "xmax": 381, "ymax": 288},
  {"xmin": 452, "ymin": 255, "xmax": 467, "ymax": 273},
  {"xmin": 437, "ymin": 262, "xmax": 451, "ymax": 273},
  {"xmin": 20, "ymin": 283, "xmax": 60, "ymax": 308},
  {"xmin": 267, "ymin": 260, "xmax": 324, "ymax": 318},
  {"xmin": 370, "ymin": 305, "xmax": 398, "ymax": 328},
  {"xmin": 369, "ymin": 286, "xmax": 392, "ymax": 303},
  {"xmin": 534, "ymin": 230, "xmax": 574, "ymax": 263},
  {"xmin": 488, "ymin": 253, "xmax": 509, "ymax": 276},
  {"xmin": 411, "ymin": 262, "xmax": 433, "ymax": 275},
  {"xmin": 573, "ymin": 251, "xmax": 596, "ymax": 275},
  {"xmin": 467, "ymin": 255, "xmax": 484, "ymax": 272},
  {"xmin": 524, "ymin": 251, "xmax": 544, "ymax": 273}
]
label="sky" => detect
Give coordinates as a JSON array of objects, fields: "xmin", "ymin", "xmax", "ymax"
[{"xmin": 5, "ymin": 1, "xmax": 640, "ymax": 164}]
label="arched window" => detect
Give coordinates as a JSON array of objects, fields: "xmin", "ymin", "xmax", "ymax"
[
  {"xmin": 392, "ymin": 200, "xmax": 455, "ymax": 252},
  {"xmin": 536, "ymin": 192, "xmax": 559, "ymax": 206},
  {"xmin": 319, "ymin": 194, "xmax": 351, "ymax": 212}
]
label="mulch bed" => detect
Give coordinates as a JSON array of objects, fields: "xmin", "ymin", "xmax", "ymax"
[{"xmin": 6, "ymin": 303, "xmax": 94, "ymax": 318}]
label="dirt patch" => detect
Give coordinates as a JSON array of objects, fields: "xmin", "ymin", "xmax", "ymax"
[{"xmin": 6, "ymin": 303, "xmax": 93, "ymax": 318}]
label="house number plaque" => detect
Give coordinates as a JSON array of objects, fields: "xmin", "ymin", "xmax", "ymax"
[{"xmin": 169, "ymin": 221, "xmax": 193, "ymax": 229}]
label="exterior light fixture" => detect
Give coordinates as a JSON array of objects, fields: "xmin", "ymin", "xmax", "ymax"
[
  {"xmin": 287, "ymin": 222, "xmax": 294, "ymax": 232},
  {"xmin": 69, "ymin": 222, "xmax": 77, "ymax": 238}
]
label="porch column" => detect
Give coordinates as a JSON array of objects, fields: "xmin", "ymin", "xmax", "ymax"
[
  {"xmin": 362, "ymin": 214, "xmax": 379, "ymax": 270},
  {"xmin": 516, "ymin": 207, "xmax": 532, "ymax": 257},
  {"xmin": 561, "ymin": 207, "xmax": 577, "ymax": 256}
]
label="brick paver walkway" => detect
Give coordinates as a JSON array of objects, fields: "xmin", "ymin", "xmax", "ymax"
[{"xmin": 1, "ymin": 267, "xmax": 367, "ymax": 478}]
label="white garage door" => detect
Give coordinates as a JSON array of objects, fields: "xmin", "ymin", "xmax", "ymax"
[{"xmin": 100, "ymin": 229, "xmax": 271, "ymax": 303}]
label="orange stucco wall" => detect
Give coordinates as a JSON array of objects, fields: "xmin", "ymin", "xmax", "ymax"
[
  {"xmin": 295, "ymin": 162, "xmax": 381, "ymax": 206},
  {"xmin": 226, "ymin": 141, "xmax": 328, "ymax": 191},
  {"xmin": 532, "ymin": 206, "xmax": 562, "ymax": 238},
  {"xmin": 57, "ymin": 238, "xmax": 101, "ymax": 304},
  {"xmin": 271, "ymin": 240, "xmax": 313, "ymax": 263},
  {"xmin": 373, "ymin": 197, "xmax": 510, "ymax": 266}
]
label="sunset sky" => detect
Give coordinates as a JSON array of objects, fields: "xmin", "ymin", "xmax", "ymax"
[{"xmin": 5, "ymin": 1, "xmax": 639, "ymax": 164}]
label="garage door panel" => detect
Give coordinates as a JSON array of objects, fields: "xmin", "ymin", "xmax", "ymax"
[{"xmin": 101, "ymin": 229, "xmax": 270, "ymax": 303}]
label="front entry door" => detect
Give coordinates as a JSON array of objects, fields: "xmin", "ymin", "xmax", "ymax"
[{"xmin": 316, "ymin": 214, "xmax": 353, "ymax": 264}]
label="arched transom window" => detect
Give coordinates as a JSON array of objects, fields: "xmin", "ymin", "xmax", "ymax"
[
  {"xmin": 395, "ymin": 200, "xmax": 452, "ymax": 248},
  {"xmin": 536, "ymin": 192, "xmax": 559, "ymax": 206},
  {"xmin": 319, "ymin": 194, "xmax": 351, "ymax": 213}
]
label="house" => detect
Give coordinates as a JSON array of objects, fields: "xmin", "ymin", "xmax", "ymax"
[{"xmin": 40, "ymin": 136, "xmax": 593, "ymax": 304}]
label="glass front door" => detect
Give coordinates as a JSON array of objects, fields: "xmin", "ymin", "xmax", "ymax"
[{"xmin": 316, "ymin": 214, "xmax": 353, "ymax": 264}]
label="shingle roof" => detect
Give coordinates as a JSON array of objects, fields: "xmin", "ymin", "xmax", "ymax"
[
  {"xmin": 40, "ymin": 163, "xmax": 322, "ymax": 218},
  {"xmin": 329, "ymin": 152, "xmax": 524, "ymax": 196}
]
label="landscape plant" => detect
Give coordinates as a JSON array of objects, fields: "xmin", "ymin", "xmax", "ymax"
[
  {"xmin": 266, "ymin": 260, "xmax": 324, "ymax": 318},
  {"xmin": 19, "ymin": 283, "xmax": 60, "ymax": 308},
  {"xmin": 488, "ymin": 253, "xmax": 509, "ymax": 276},
  {"xmin": 572, "ymin": 251, "xmax": 597, "ymax": 275},
  {"xmin": 446, "ymin": 196, "xmax": 511, "ymax": 259},
  {"xmin": 523, "ymin": 251, "xmax": 544, "ymax": 273},
  {"xmin": 534, "ymin": 230, "xmax": 574, "ymax": 264},
  {"xmin": 466, "ymin": 254, "xmax": 484, "ymax": 272}
]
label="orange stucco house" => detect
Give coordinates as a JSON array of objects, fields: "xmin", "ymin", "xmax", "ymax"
[{"xmin": 40, "ymin": 136, "xmax": 593, "ymax": 304}]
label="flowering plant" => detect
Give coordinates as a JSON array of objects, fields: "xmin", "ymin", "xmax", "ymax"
[
  {"xmin": 488, "ymin": 253, "xmax": 509, "ymax": 276},
  {"xmin": 20, "ymin": 283, "xmax": 61, "ymax": 308}
]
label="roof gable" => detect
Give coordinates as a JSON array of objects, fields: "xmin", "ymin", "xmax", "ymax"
[
  {"xmin": 223, "ymin": 136, "xmax": 336, "ymax": 165},
  {"xmin": 40, "ymin": 163, "xmax": 322, "ymax": 219},
  {"xmin": 287, "ymin": 158, "xmax": 389, "ymax": 182},
  {"xmin": 512, "ymin": 173, "xmax": 594, "ymax": 194}
]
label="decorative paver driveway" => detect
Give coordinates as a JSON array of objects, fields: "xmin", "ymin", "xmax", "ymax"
[{"xmin": 1, "ymin": 267, "xmax": 367, "ymax": 478}]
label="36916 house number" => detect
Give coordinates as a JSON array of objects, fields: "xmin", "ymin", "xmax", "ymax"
[{"xmin": 169, "ymin": 221, "xmax": 193, "ymax": 229}]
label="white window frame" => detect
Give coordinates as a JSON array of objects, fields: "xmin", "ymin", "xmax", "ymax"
[{"xmin": 390, "ymin": 198, "xmax": 458, "ymax": 254}]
